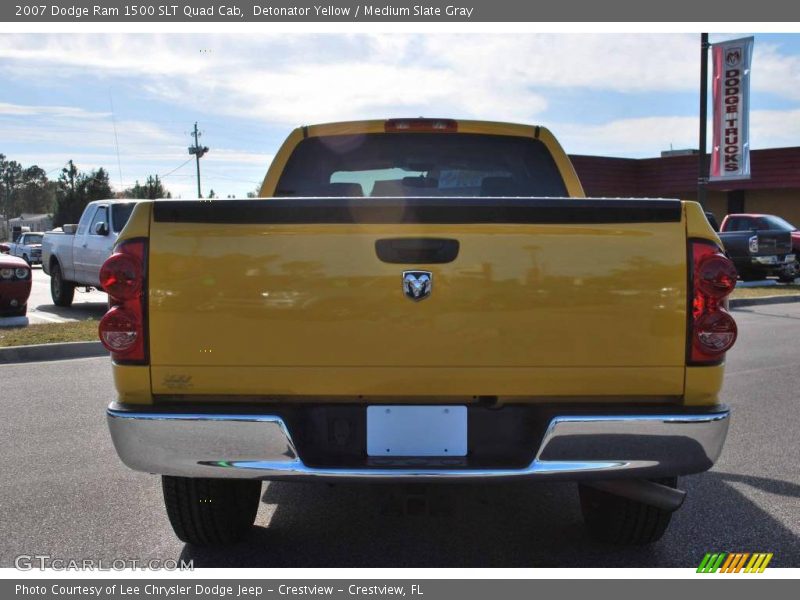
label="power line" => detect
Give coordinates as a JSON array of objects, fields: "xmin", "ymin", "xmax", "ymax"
[
  {"xmin": 200, "ymin": 171, "xmax": 262, "ymax": 185},
  {"xmin": 108, "ymin": 88, "xmax": 124, "ymax": 191},
  {"xmin": 160, "ymin": 157, "xmax": 194, "ymax": 179},
  {"xmin": 45, "ymin": 163, "xmax": 68, "ymax": 176}
]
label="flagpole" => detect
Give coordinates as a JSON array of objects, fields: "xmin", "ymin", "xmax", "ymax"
[{"xmin": 698, "ymin": 33, "xmax": 710, "ymax": 209}]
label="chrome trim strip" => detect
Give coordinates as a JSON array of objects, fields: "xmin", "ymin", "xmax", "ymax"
[{"xmin": 107, "ymin": 408, "xmax": 729, "ymax": 481}]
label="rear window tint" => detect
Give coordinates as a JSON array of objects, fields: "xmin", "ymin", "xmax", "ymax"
[
  {"xmin": 275, "ymin": 133, "xmax": 568, "ymax": 198},
  {"xmin": 111, "ymin": 203, "xmax": 136, "ymax": 233},
  {"xmin": 23, "ymin": 234, "xmax": 43, "ymax": 244}
]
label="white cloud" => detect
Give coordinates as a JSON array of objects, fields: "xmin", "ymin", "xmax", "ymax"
[
  {"xmin": 1, "ymin": 33, "xmax": 799, "ymax": 196},
  {"xmin": 554, "ymin": 116, "xmax": 699, "ymax": 156},
  {"xmin": 205, "ymin": 148, "xmax": 274, "ymax": 166},
  {"xmin": 420, "ymin": 34, "xmax": 699, "ymax": 92},
  {"xmin": 749, "ymin": 44, "xmax": 800, "ymax": 101},
  {"xmin": 554, "ymin": 109, "xmax": 800, "ymax": 157},
  {"xmin": 2, "ymin": 33, "xmax": 799, "ymax": 128},
  {"xmin": 0, "ymin": 99, "xmax": 173, "ymax": 154},
  {"xmin": 0, "ymin": 102, "xmax": 109, "ymax": 119},
  {"xmin": 0, "ymin": 35, "xmax": 209, "ymax": 77},
  {"xmin": 2, "ymin": 33, "xmax": 799, "ymax": 130},
  {"xmin": 747, "ymin": 108, "xmax": 800, "ymax": 147}
]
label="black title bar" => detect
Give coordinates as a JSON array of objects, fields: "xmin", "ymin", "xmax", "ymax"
[{"xmin": 4, "ymin": 0, "xmax": 800, "ymax": 22}]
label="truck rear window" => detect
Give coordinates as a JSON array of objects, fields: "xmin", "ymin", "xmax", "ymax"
[
  {"xmin": 111, "ymin": 203, "xmax": 136, "ymax": 233},
  {"xmin": 275, "ymin": 133, "xmax": 568, "ymax": 198}
]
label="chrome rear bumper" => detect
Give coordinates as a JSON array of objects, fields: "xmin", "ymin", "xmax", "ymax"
[{"xmin": 106, "ymin": 406, "xmax": 729, "ymax": 481}]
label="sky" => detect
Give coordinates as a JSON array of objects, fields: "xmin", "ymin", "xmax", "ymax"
[{"xmin": 1, "ymin": 32, "xmax": 800, "ymax": 199}]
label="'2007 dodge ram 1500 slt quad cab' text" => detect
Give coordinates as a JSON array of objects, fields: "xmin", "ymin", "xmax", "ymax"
[{"xmin": 102, "ymin": 119, "xmax": 737, "ymax": 546}]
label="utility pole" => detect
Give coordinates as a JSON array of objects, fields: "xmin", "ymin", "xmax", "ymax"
[
  {"xmin": 65, "ymin": 160, "xmax": 76, "ymax": 194},
  {"xmin": 188, "ymin": 122, "xmax": 209, "ymax": 198},
  {"xmin": 698, "ymin": 33, "xmax": 710, "ymax": 209},
  {"xmin": 2, "ymin": 172, "xmax": 11, "ymax": 241}
]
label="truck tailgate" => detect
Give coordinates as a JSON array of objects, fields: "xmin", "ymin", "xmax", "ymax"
[{"xmin": 147, "ymin": 198, "xmax": 688, "ymax": 398}]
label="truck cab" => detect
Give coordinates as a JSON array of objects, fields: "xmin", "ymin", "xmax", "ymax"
[
  {"xmin": 8, "ymin": 231, "xmax": 44, "ymax": 266},
  {"xmin": 42, "ymin": 200, "xmax": 139, "ymax": 306}
]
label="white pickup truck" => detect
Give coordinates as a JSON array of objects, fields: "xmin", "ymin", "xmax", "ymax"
[
  {"xmin": 42, "ymin": 199, "xmax": 139, "ymax": 306},
  {"xmin": 7, "ymin": 231, "xmax": 44, "ymax": 265}
]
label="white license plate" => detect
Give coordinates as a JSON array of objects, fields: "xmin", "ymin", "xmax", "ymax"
[{"xmin": 367, "ymin": 405, "xmax": 467, "ymax": 457}]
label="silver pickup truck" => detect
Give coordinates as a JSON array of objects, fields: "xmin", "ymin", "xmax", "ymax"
[{"xmin": 42, "ymin": 199, "xmax": 139, "ymax": 306}]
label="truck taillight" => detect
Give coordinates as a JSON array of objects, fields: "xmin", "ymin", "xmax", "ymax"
[
  {"xmin": 689, "ymin": 240, "xmax": 738, "ymax": 364},
  {"xmin": 696, "ymin": 253, "xmax": 737, "ymax": 298},
  {"xmin": 99, "ymin": 307, "xmax": 139, "ymax": 353},
  {"xmin": 99, "ymin": 238, "xmax": 147, "ymax": 364},
  {"xmin": 99, "ymin": 253, "xmax": 142, "ymax": 300},
  {"xmin": 384, "ymin": 118, "xmax": 458, "ymax": 133}
]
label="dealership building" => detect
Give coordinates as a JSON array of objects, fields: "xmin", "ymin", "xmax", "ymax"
[{"xmin": 570, "ymin": 146, "xmax": 800, "ymax": 228}]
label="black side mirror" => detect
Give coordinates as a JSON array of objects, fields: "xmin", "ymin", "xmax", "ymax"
[{"xmin": 94, "ymin": 222, "xmax": 109, "ymax": 236}]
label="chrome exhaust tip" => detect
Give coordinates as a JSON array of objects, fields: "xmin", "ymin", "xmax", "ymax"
[{"xmin": 584, "ymin": 479, "xmax": 687, "ymax": 512}]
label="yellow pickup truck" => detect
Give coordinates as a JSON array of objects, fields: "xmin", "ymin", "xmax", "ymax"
[{"xmin": 101, "ymin": 119, "xmax": 737, "ymax": 547}]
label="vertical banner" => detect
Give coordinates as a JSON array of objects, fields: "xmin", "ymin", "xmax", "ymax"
[{"xmin": 710, "ymin": 36, "xmax": 754, "ymax": 181}]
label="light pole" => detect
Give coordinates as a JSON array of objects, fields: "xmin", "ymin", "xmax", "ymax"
[{"xmin": 698, "ymin": 33, "xmax": 710, "ymax": 209}]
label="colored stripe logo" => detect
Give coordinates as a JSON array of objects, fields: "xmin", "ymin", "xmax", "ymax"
[{"xmin": 697, "ymin": 552, "xmax": 773, "ymax": 573}]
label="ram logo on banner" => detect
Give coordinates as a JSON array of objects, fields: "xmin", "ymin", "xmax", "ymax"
[{"xmin": 710, "ymin": 36, "xmax": 754, "ymax": 181}]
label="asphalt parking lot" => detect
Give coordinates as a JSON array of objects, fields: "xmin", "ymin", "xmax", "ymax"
[{"xmin": 1, "ymin": 303, "xmax": 798, "ymax": 568}]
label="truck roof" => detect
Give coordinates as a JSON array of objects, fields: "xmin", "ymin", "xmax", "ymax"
[
  {"xmin": 85, "ymin": 198, "xmax": 148, "ymax": 205},
  {"xmin": 300, "ymin": 118, "xmax": 549, "ymax": 139}
]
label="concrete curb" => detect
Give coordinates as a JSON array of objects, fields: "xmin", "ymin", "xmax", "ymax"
[
  {"xmin": 729, "ymin": 295, "xmax": 800, "ymax": 309},
  {"xmin": 0, "ymin": 341, "xmax": 107, "ymax": 364}
]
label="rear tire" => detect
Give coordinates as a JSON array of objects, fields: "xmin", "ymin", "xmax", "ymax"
[
  {"xmin": 737, "ymin": 269, "xmax": 759, "ymax": 282},
  {"xmin": 50, "ymin": 262, "xmax": 75, "ymax": 307},
  {"xmin": 162, "ymin": 476, "xmax": 262, "ymax": 546},
  {"xmin": 579, "ymin": 477, "xmax": 677, "ymax": 545},
  {"xmin": 778, "ymin": 260, "xmax": 799, "ymax": 283}
]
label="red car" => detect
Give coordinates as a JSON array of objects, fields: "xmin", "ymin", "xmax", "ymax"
[{"xmin": 0, "ymin": 254, "xmax": 32, "ymax": 317}]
